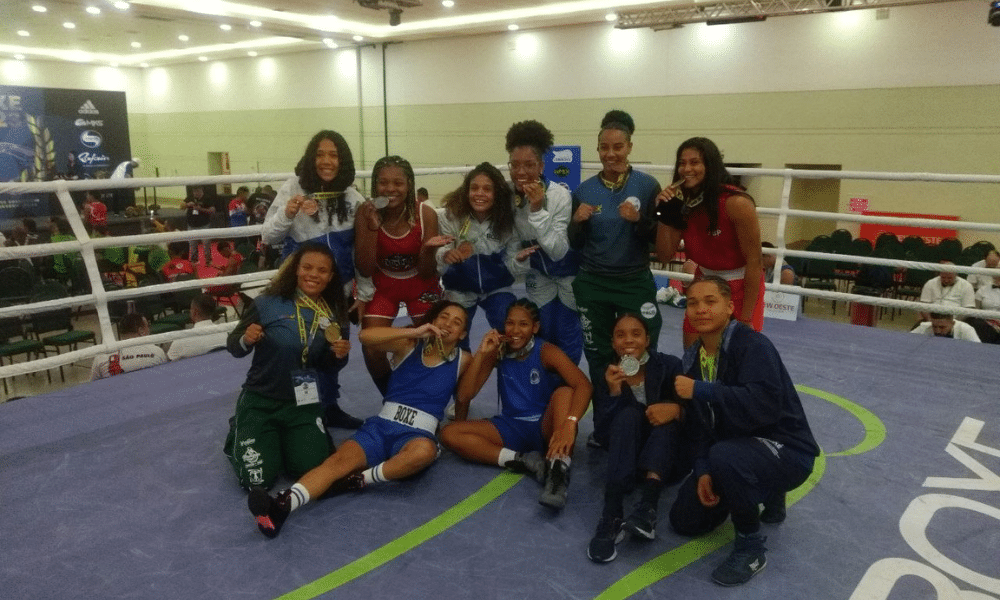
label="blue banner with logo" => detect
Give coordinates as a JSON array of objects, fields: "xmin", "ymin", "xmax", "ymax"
[
  {"xmin": 0, "ymin": 85, "xmax": 131, "ymax": 220},
  {"xmin": 544, "ymin": 145, "xmax": 581, "ymax": 194}
]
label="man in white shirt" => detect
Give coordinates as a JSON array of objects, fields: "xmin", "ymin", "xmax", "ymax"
[
  {"xmin": 967, "ymin": 250, "xmax": 1000, "ymax": 292},
  {"xmin": 167, "ymin": 294, "xmax": 227, "ymax": 361},
  {"xmin": 911, "ymin": 313, "xmax": 980, "ymax": 342},
  {"xmin": 919, "ymin": 261, "xmax": 975, "ymax": 322},
  {"xmin": 90, "ymin": 313, "xmax": 168, "ymax": 380}
]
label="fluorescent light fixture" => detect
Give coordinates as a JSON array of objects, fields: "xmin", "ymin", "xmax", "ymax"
[
  {"xmin": 110, "ymin": 62, "xmax": 120, "ymax": 67},
  {"xmin": 86, "ymin": 6, "xmax": 102, "ymax": 15},
  {"xmin": 178, "ymin": 34, "xmax": 190, "ymax": 42},
  {"xmin": 17, "ymin": 31, "xmax": 30, "ymax": 37},
  {"xmin": 15, "ymin": 54, "xmax": 26, "ymax": 60},
  {"xmin": 353, "ymin": 35, "xmax": 364, "ymax": 41},
  {"xmin": 114, "ymin": 1, "xmax": 130, "ymax": 10},
  {"xmin": 442, "ymin": 0, "xmax": 455, "ymax": 6},
  {"xmin": 140, "ymin": 62, "xmax": 149, "ymax": 67},
  {"xmin": 323, "ymin": 38, "xmax": 338, "ymax": 48},
  {"xmin": 247, "ymin": 50, "xmax": 257, "ymax": 56},
  {"xmin": 249, "ymin": 20, "xmax": 262, "ymax": 27},
  {"xmin": 507, "ymin": 24, "xmax": 519, "ymax": 31},
  {"xmin": 32, "ymin": 5, "xmax": 47, "ymax": 13},
  {"xmin": 63, "ymin": 22, "xmax": 77, "ymax": 29},
  {"xmin": 220, "ymin": 24, "xmax": 232, "ymax": 31},
  {"xmin": 131, "ymin": 42, "xmax": 142, "ymax": 48},
  {"xmin": 198, "ymin": 56, "xmax": 208, "ymax": 61},
  {"xmin": 605, "ymin": 13, "xmax": 617, "ymax": 21}
]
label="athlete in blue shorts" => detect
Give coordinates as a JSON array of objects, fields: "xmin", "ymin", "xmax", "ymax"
[
  {"xmin": 248, "ymin": 300, "xmax": 472, "ymax": 538},
  {"xmin": 440, "ymin": 299, "xmax": 591, "ymax": 510}
]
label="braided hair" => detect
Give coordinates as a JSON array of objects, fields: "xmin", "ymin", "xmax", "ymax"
[{"xmin": 372, "ymin": 155, "xmax": 418, "ymax": 226}]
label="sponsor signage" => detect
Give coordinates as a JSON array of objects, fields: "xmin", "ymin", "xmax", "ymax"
[
  {"xmin": 544, "ymin": 145, "xmax": 581, "ymax": 192},
  {"xmin": 859, "ymin": 211, "xmax": 959, "ymax": 245},
  {"xmin": 763, "ymin": 289, "xmax": 801, "ymax": 321}
]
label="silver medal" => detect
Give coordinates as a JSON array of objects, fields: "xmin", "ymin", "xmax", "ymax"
[{"xmin": 620, "ymin": 355, "xmax": 640, "ymax": 377}]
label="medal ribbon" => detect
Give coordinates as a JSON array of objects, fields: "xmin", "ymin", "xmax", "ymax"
[
  {"xmin": 699, "ymin": 346, "xmax": 717, "ymax": 382},
  {"xmin": 295, "ymin": 289, "xmax": 333, "ymax": 367}
]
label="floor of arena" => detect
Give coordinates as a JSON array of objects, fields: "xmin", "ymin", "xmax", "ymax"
[{"xmin": 3, "ymin": 304, "xmax": 999, "ymax": 600}]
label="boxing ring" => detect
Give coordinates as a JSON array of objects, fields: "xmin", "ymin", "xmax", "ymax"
[{"xmin": 2, "ymin": 168, "xmax": 1000, "ymax": 599}]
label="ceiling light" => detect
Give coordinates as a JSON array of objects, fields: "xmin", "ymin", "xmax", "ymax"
[
  {"xmin": 15, "ymin": 54, "xmax": 26, "ymax": 60},
  {"xmin": 131, "ymin": 42, "xmax": 141, "ymax": 49},
  {"xmin": 605, "ymin": 13, "xmax": 618, "ymax": 22},
  {"xmin": 86, "ymin": 6, "xmax": 101, "ymax": 15},
  {"xmin": 178, "ymin": 34, "xmax": 189, "ymax": 42},
  {"xmin": 249, "ymin": 20, "xmax": 262, "ymax": 27},
  {"xmin": 353, "ymin": 35, "xmax": 364, "ymax": 41},
  {"xmin": 113, "ymin": 1, "xmax": 130, "ymax": 10},
  {"xmin": 323, "ymin": 38, "xmax": 338, "ymax": 48},
  {"xmin": 198, "ymin": 56, "xmax": 208, "ymax": 62},
  {"xmin": 140, "ymin": 62, "xmax": 149, "ymax": 68},
  {"xmin": 247, "ymin": 51, "xmax": 258, "ymax": 56},
  {"xmin": 508, "ymin": 24, "xmax": 519, "ymax": 31},
  {"xmin": 63, "ymin": 22, "xmax": 77, "ymax": 29},
  {"xmin": 17, "ymin": 30, "xmax": 30, "ymax": 37},
  {"xmin": 442, "ymin": 0, "xmax": 455, "ymax": 6},
  {"xmin": 220, "ymin": 24, "xmax": 232, "ymax": 31},
  {"xmin": 32, "ymin": 5, "xmax": 47, "ymax": 13},
  {"xmin": 110, "ymin": 62, "xmax": 119, "ymax": 67}
]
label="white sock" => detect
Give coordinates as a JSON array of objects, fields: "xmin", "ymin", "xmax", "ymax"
[
  {"xmin": 289, "ymin": 483, "xmax": 310, "ymax": 512},
  {"xmin": 497, "ymin": 448, "xmax": 517, "ymax": 467},
  {"xmin": 362, "ymin": 462, "xmax": 388, "ymax": 485},
  {"xmin": 551, "ymin": 455, "xmax": 571, "ymax": 468}
]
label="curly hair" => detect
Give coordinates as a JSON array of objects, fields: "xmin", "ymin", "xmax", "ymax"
[
  {"xmin": 371, "ymin": 155, "xmax": 418, "ymax": 227},
  {"xmin": 600, "ymin": 109, "xmax": 635, "ymax": 140},
  {"xmin": 674, "ymin": 137, "xmax": 750, "ymax": 234},
  {"xmin": 505, "ymin": 120, "xmax": 554, "ymax": 161},
  {"xmin": 295, "ymin": 130, "xmax": 356, "ymax": 226},
  {"xmin": 262, "ymin": 242, "xmax": 348, "ymax": 325},
  {"xmin": 442, "ymin": 162, "xmax": 515, "ymax": 240}
]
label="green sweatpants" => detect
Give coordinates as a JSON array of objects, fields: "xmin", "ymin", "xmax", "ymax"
[
  {"xmin": 224, "ymin": 389, "xmax": 332, "ymax": 489},
  {"xmin": 572, "ymin": 268, "xmax": 663, "ymax": 393}
]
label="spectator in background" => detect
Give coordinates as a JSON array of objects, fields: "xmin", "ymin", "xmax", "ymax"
[
  {"xmin": 182, "ymin": 186, "xmax": 216, "ymax": 267},
  {"xmin": 109, "ymin": 158, "xmax": 140, "ymax": 214},
  {"xmin": 911, "ymin": 313, "xmax": 980, "ymax": 342},
  {"xmin": 919, "ymin": 261, "xmax": 975, "ymax": 322},
  {"xmin": 207, "ymin": 240, "xmax": 244, "ymax": 300},
  {"xmin": 761, "ymin": 242, "xmax": 797, "ymax": 285},
  {"xmin": 167, "ymin": 294, "xmax": 227, "ymax": 360},
  {"xmin": 417, "ymin": 187, "xmax": 429, "ymax": 204},
  {"xmin": 967, "ymin": 249, "xmax": 1000, "ymax": 292},
  {"xmin": 965, "ymin": 275, "xmax": 1000, "ymax": 344},
  {"xmin": 229, "ymin": 186, "xmax": 250, "ymax": 228},
  {"xmin": 162, "ymin": 241, "xmax": 196, "ymax": 282},
  {"xmin": 81, "ymin": 190, "xmax": 108, "ymax": 231},
  {"xmin": 90, "ymin": 313, "xmax": 168, "ymax": 380},
  {"xmin": 48, "ymin": 217, "xmax": 78, "ymax": 281}
]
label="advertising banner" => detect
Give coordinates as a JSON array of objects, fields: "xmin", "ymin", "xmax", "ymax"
[
  {"xmin": 0, "ymin": 85, "xmax": 131, "ymax": 220},
  {"xmin": 858, "ymin": 211, "xmax": 958, "ymax": 245},
  {"xmin": 544, "ymin": 145, "xmax": 580, "ymax": 193}
]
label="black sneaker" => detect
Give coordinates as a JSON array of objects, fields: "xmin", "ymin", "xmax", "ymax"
[
  {"xmin": 587, "ymin": 517, "xmax": 625, "ymax": 563},
  {"xmin": 248, "ymin": 487, "xmax": 291, "ymax": 539},
  {"xmin": 504, "ymin": 451, "xmax": 547, "ymax": 483},
  {"xmin": 759, "ymin": 492, "xmax": 786, "ymax": 524},
  {"xmin": 324, "ymin": 404, "xmax": 363, "ymax": 429},
  {"xmin": 711, "ymin": 533, "xmax": 768, "ymax": 586},
  {"xmin": 343, "ymin": 472, "xmax": 366, "ymax": 491},
  {"xmin": 538, "ymin": 459, "xmax": 570, "ymax": 510},
  {"xmin": 624, "ymin": 503, "xmax": 657, "ymax": 540}
]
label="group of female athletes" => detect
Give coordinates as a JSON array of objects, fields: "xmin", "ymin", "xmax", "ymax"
[{"xmin": 224, "ymin": 109, "xmax": 768, "ymax": 566}]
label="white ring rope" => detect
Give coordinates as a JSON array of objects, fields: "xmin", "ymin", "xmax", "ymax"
[{"xmin": 2, "ymin": 166, "xmax": 999, "ymax": 383}]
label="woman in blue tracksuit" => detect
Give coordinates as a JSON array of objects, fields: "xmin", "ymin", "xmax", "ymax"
[
  {"xmin": 434, "ymin": 162, "xmax": 521, "ymax": 349},
  {"xmin": 259, "ymin": 129, "xmax": 366, "ymax": 428},
  {"xmin": 506, "ymin": 120, "xmax": 582, "ymax": 365}
]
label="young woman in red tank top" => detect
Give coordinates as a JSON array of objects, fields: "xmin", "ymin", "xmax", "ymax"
[
  {"xmin": 654, "ymin": 137, "xmax": 764, "ymax": 347},
  {"xmin": 355, "ymin": 156, "xmax": 445, "ymax": 395}
]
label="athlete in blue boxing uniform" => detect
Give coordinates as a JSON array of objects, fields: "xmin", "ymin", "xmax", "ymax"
[
  {"xmin": 247, "ymin": 301, "xmax": 472, "ymax": 538},
  {"xmin": 441, "ymin": 299, "xmax": 591, "ymax": 510}
]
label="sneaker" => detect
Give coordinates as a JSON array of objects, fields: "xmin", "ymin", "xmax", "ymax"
[
  {"xmin": 504, "ymin": 451, "xmax": 547, "ymax": 483},
  {"xmin": 624, "ymin": 503, "xmax": 657, "ymax": 540},
  {"xmin": 248, "ymin": 487, "xmax": 291, "ymax": 539},
  {"xmin": 587, "ymin": 517, "xmax": 625, "ymax": 563},
  {"xmin": 760, "ymin": 492, "xmax": 787, "ymax": 524},
  {"xmin": 538, "ymin": 458, "xmax": 570, "ymax": 510},
  {"xmin": 324, "ymin": 404, "xmax": 363, "ymax": 429},
  {"xmin": 711, "ymin": 533, "xmax": 768, "ymax": 586},
  {"xmin": 343, "ymin": 472, "xmax": 366, "ymax": 491}
]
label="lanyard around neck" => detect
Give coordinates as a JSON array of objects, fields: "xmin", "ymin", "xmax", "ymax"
[{"xmin": 295, "ymin": 290, "xmax": 332, "ymax": 367}]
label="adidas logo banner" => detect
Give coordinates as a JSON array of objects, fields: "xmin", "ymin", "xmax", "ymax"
[{"xmin": 78, "ymin": 100, "xmax": 100, "ymax": 115}]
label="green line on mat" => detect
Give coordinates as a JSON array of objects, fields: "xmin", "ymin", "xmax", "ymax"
[
  {"xmin": 278, "ymin": 471, "xmax": 523, "ymax": 600},
  {"xmin": 795, "ymin": 384, "xmax": 887, "ymax": 457}
]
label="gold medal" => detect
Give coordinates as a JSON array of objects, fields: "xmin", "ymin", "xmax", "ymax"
[
  {"xmin": 301, "ymin": 198, "xmax": 319, "ymax": 216},
  {"xmin": 324, "ymin": 322, "xmax": 341, "ymax": 344},
  {"xmin": 423, "ymin": 335, "xmax": 446, "ymax": 359},
  {"xmin": 310, "ymin": 192, "xmax": 341, "ymax": 201}
]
